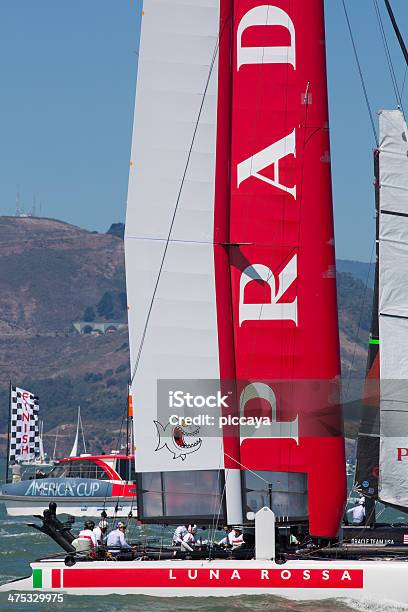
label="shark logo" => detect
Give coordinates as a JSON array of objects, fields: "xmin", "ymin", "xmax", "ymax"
[{"xmin": 154, "ymin": 420, "xmax": 202, "ymax": 460}]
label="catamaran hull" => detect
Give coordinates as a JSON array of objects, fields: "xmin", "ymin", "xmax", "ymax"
[
  {"xmin": 0, "ymin": 496, "xmax": 136, "ymax": 518},
  {"xmin": 2, "ymin": 559, "xmax": 408, "ymax": 605}
]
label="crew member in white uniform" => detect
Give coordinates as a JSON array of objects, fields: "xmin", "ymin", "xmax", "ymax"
[
  {"xmin": 347, "ymin": 498, "xmax": 365, "ymax": 525},
  {"xmin": 181, "ymin": 525, "xmax": 197, "ymax": 552},
  {"xmin": 72, "ymin": 520, "xmax": 98, "ymax": 557},
  {"xmin": 217, "ymin": 525, "xmax": 232, "ymax": 546},
  {"xmin": 172, "ymin": 524, "xmax": 188, "ymax": 545},
  {"xmin": 229, "ymin": 526, "xmax": 244, "ymax": 549},
  {"xmin": 93, "ymin": 519, "xmax": 108, "ymax": 546}
]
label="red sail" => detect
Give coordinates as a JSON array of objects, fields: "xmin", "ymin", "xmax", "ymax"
[{"xmin": 216, "ymin": 0, "xmax": 346, "ymax": 537}]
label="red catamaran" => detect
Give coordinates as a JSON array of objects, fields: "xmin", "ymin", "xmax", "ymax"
[{"xmin": 3, "ymin": 0, "xmax": 408, "ymax": 605}]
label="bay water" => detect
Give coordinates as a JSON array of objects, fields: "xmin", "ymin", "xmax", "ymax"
[{"xmin": 0, "ymin": 465, "xmax": 407, "ymax": 611}]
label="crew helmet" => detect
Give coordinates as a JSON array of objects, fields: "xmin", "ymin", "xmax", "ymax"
[{"xmin": 84, "ymin": 520, "xmax": 95, "ymax": 530}]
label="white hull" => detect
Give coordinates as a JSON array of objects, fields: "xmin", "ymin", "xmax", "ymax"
[
  {"xmin": 2, "ymin": 558, "xmax": 408, "ymax": 605},
  {"xmin": 1, "ymin": 498, "xmax": 136, "ymax": 518}
]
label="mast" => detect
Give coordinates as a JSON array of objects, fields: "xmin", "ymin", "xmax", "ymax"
[
  {"xmin": 80, "ymin": 409, "xmax": 87, "ymax": 455},
  {"xmin": 5, "ymin": 381, "xmax": 12, "ymax": 483},
  {"xmin": 52, "ymin": 426, "xmax": 59, "ymax": 461},
  {"xmin": 38, "ymin": 420, "xmax": 45, "ymax": 462},
  {"xmin": 126, "ymin": 384, "xmax": 133, "ymax": 458},
  {"xmin": 354, "ymin": 148, "xmax": 380, "ymax": 523}
]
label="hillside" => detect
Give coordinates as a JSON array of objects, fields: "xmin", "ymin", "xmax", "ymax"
[
  {"xmin": 0, "ymin": 217, "xmax": 373, "ymax": 457},
  {"xmin": 337, "ymin": 271, "xmax": 372, "ymax": 377},
  {"xmin": 337, "ymin": 259, "xmax": 374, "ymax": 289},
  {"xmin": 0, "ymin": 217, "xmax": 130, "ymax": 457}
]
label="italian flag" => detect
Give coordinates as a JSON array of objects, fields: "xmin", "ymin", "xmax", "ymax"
[{"xmin": 32, "ymin": 567, "xmax": 61, "ymax": 589}]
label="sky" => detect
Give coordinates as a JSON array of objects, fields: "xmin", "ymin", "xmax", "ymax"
[{"xmin": 0, "ymin": 1, "xmax": 407, "ymax": 261}]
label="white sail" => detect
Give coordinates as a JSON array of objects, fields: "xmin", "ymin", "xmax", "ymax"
[
  {"xmin": 125, "ymin": 0, "xmax": 224, "ymax": 473},
  {"xmin": 69, "ymin": 407, "xmax": 81, "ymax": 458},
  {"xmin": 38, "ymin": 421, "xmax": 45, "ymax": 462},
  {"xmin": 52, "ymin": 426, "xmax": 59, "ymax": 460},
  {"xmin": 80, "ymin": 410, "xmax": 87, "ymax": 455},
  {"xmin": 378, "ymin": 109, "xmax": 408, "ymax": 507}
]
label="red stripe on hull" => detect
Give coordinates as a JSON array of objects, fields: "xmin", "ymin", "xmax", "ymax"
[
  {"xmin": 62, "ymin": 567, "xmax": 363, "ymax": 589},
  {"xmin": 51, "ymin": 569, "xmax": 61, "ymax": 589},
  {"xmin": 111, "ymin": 483, "xmax": 137, "ymax": 498}
]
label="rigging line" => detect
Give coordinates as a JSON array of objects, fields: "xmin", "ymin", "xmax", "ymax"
[
  {"xmin": 373, "ymin": 0, "xmax": 402, "ymax": 109},
  {"xmin": 209, "ymin": 476, "xmax": 227, "ymax": 560},
  {"xmin": 130, "ymin": 24, "xmax": 224, "ymax": 387},
  {"xmin": 223, "ymin": 452, "xmax": 270, "ymax": 485},
  {"xmin": 101, "ymin": 396, "xmax": 128, "ymax": 510},
  {"xmin": 209, "ymin": 456, "xmax": 223, "ymax": 545},
  {"xmin": 344, "ymin": 239, "xmax": 376, "ymax": 402},
  {"xmin": 341, "ymin": 0, "xmax": 378, "ymax": 146},
  {"xmin": 383, "ymin": 0, "xmax": 408, "ymax": 69},
  {"xmin": 401, "ymin": 65, "xmax": 408, "ymax": 98}
]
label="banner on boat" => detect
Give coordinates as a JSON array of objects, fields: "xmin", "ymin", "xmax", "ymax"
[
  {"xmin": 39, "ymin": 566, "xmax": 364, "ymax": 590},
  {"xmin": 1, "ymin": 477, "xmax": 108, "ymax": 498},
  {"xmin": 9, "ymin": 386, "xmax": 40, "ymax": 463}
]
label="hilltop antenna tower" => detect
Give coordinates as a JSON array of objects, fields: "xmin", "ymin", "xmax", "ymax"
[{"xmin": 15, "ymin": 189, "xmax": 22, "ymax": 217}]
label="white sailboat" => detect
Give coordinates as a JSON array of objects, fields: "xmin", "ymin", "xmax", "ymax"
[
  {"xmin": 69, "ymin": 406, "xmax": 87, "ymax": 458},
  {"xmin": 1, "ymin": 402, "xmax": 137, "ymax": 518}
]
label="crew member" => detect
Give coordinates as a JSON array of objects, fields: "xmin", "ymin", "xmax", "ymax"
[
  {"xmin": 106, "ymin": 521, "xmax": 132, "ymax": 554},
  {"xmin": 229, "ymin": 526, "xmax": 244, "ymax": 549},
  {"xmin": 172, "ymin": 524, "xmax": 188, "ymax": 546},
  {"xmin": 181, "ymin": 524, "xmax": 197, "ymax": 552},
  {"xmin": 289, "ymin": 527, "xmax": 300, "ymax": 546},
  {"xmin": 72, "ymin": 520, "xmax": 98, "ymax": 558},
  {"xmin": 93, "ymin": 519, "xmax": 108, "ymax": 546},
  {"xmin": 11, "ymin": 463, "xmax": 22, "ymax": 483},
  {"xmin": 347, "ymin": 498, "xmax": 365, "ymax": 525},
  {"xmin": 217, "ymin": 525, "xmax": 232, "ymax": 546}
]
